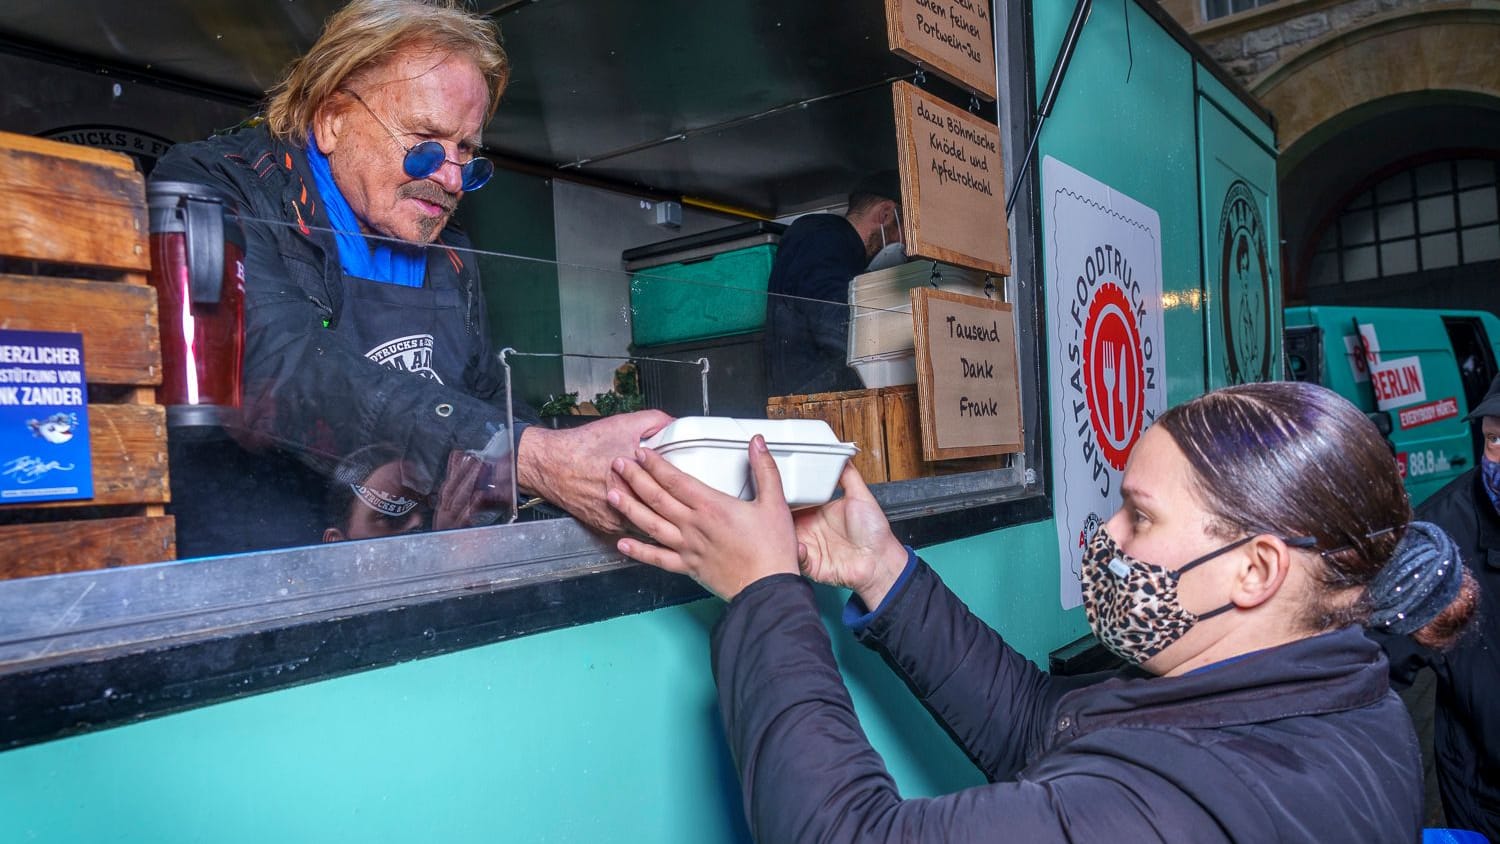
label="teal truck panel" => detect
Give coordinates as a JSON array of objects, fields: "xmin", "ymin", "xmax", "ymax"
[
  {"xmin": 1035, "ymin": 0, "xmax": 1206, "ymax": 406},
  {"xmin": 1195, "ymin": 66, "xmax": 1276, "ymax": 151},
  {"xmin": 0, "ymin": 524, "xmax": 1072, "ymax": 844},
  {"xmin": 1198, "ymin": 80, "xmax": 1281, "ymax": 390}
]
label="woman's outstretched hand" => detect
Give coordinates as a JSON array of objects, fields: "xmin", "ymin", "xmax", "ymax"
[
  {"xmin": 793, "ymin": 463, "xmax": 909, "ymax": 611},
  {"xmin": 607, "ymin": 435, "xmax": 800, "ymax": 601}
]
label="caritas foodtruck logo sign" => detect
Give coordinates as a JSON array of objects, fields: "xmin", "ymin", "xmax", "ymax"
[
  {"xmin": 1081, "ymin": 280, "xmax": 1149, "ymax": 472},
  {"xmin": 1044, "ymin": 158, "xmax": 1167, "ymax": 610}
]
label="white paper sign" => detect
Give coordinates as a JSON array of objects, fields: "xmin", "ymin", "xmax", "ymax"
[
  {"xmin": 1044, "ymin": 157, "xmax": 1167, "ymax": 610},
  {"xmin": 1342, "ymin": 323, "xmax": 1380, "ymax": 383}
]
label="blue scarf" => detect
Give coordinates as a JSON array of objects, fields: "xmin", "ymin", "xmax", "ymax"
[
  {"xmin": 1482, "ymin": 456, "xmax": 1500, "ymax": 515},
  {"xmin": 305, "ymin": 136, "xmax": 426, "ymax": 287}
]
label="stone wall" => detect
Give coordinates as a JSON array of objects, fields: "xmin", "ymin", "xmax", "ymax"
[{"xmin": 1195, "ymin": 0, "xmax": 1440, "ymax": 84}]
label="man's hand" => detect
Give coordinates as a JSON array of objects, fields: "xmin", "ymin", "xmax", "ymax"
[{"xmin": 516, "ymin": 410, "xmax": 672, "ymax": 534}]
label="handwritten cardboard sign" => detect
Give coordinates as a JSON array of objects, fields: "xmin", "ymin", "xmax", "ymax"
[
  {"xmin": 911, "ymin": 288, "xmax": 1021, "ymax": 460},
  {"xmin": 892, "ymin": 81, "xmax": 1010, "ymax": 276},
  {"xmin": 884, "ymin": 0, "xmax": 997, "ymax": 101}
]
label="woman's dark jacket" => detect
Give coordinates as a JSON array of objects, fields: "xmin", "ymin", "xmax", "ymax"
[{"xmin": 712, "ymin": 558, "xmax": 1423, "ymax": 843}]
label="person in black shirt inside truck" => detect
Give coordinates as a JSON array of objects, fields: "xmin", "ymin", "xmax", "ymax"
[{"xmin": 763, "ymin": 171, "xmax": 902, "ymax": 397}]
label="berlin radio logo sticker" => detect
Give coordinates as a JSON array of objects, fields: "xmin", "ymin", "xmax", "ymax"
[
  {"xmin": 1218, "ymin": 180, "xmax": 1273, "ymax": 384},
  {"xmin": 1082, "ymin": 283, "xmax": 1145, "ymax": 471}
]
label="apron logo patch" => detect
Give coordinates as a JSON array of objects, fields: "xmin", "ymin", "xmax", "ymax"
[
  {"xmin": 350, "ymin": 482, "xmax": 419, "ymax": 517},
  {"xmin": 365, "ymin": 334, "xmax": 444, "ymax": 384}
]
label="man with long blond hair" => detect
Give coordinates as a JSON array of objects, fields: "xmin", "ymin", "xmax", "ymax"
[{"xmin": 155, "ymin": 0, "xmax": 666, "ymax": 552}]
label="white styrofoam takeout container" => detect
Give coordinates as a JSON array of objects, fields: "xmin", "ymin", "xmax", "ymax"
[
  {"xmin": 849, "ymin": 349, "xmax": 918, "ymax": 389},
  {"xmin": 640, "ymin": 417, "xmax": 858, "ymax": 508},
  {"xmin": 844, "ymin": 262, "xmax": 987, "ymax": 389}
]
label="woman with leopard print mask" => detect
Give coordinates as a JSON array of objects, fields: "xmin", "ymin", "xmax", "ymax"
[{"xmin": 608, "ymin": 381, "xmax": 1479, "ymax": 842}]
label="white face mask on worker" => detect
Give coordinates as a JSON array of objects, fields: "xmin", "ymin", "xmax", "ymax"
[{"xmin": 866, "ymin": 242, "xmax": 907, "ymax": 272}]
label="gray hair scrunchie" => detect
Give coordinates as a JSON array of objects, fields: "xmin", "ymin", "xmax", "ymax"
[{"xmin": 1367, "ymin": 521, "xmax": 1463, "ymax": 635}]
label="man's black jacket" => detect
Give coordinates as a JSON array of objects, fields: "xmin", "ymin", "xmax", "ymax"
[
  {"xmin": 763, "ymin": 213, "xmax": 867, "ymax": 397},
  {"xmin": 153, "ymin": 125, "xmax": 519, "ymax": 495}
]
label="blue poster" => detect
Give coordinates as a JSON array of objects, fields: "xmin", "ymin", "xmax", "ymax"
[{"xmin": 0, "ymin": 329, "xmax": 93, "ymax": 503}]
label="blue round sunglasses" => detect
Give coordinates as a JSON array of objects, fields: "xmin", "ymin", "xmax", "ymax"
[{"xmin": 343, "ymin": 88, "xmax": 494, "ymax": 192}]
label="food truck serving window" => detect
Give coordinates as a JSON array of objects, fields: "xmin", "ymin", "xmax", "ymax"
[{"xmin": 0, "ymin": 0, "xmax": 1046, "ymax": 750}]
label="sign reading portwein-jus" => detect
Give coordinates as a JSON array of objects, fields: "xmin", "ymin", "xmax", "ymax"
[{"xmin": 884, "ymin": 0, "xmax": 997, "ymax": 101}]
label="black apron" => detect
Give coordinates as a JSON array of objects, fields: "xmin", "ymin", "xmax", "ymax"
[{"xmin": 336, "ymin": 256, "xmax": 471, "ymax": 389}]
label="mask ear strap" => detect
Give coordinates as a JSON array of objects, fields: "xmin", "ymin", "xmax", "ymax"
[
  {"xmin": 1176, "ymin": 534, "xmax": 1256, "ymax": 575},
  {"xmin": 1185, "ymin": 536, "xmax": 1257, "ymax": 624},
  {"xmin": 1195, "ymin": 602, "xmax": 1238, "ymax": 622}
]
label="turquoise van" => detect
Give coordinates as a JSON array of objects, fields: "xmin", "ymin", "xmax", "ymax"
[{"xmin": 1284, "ymin": 306, "xmax": 1500, "ymax": 505}]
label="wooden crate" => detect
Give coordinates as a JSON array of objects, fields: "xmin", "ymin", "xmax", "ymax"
[
  {"xmin": 769, "ymin": 384, "xmax": 1005, "ymax": 483},
  {"xmin": 0, "ymin": 131, "xmax": 174, "ymax": 578}
]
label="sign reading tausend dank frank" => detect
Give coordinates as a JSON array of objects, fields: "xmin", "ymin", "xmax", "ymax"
[{"xmin": 0, "ymin": 329, "xmax": 93, "ymax": 503}]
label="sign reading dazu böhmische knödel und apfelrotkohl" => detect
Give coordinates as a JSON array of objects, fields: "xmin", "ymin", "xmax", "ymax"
[{"xmin": 891, "ymin": 81, "xmax": 1010, "ymax": 277}]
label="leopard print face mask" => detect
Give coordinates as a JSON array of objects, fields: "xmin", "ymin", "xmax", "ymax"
[{"xmin": 1081, "ymin": 526, "xmax": 1251, "ymax": 665}]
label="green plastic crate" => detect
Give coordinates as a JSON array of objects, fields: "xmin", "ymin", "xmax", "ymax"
[{"xmin": 629, "ymin": 243, "xmax": 776, "ymax": 346}]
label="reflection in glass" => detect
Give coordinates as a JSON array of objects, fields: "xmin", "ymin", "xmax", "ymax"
[
  {"xmin": 1420, "ymin": 233, "xmax": 1459, "ymax": 269},
  {"xmin": 1378, "ymin": 203, "xmax": 1414, "ymax": 239},
  {"xmin": 1458, "ymin": 187, "xmax": 1497, "ymax": 226},
  {"xmin": 322, "ymin": 445, "xmax": 429, "ymax": 542},
  {"xmin": 1462, "ymin": 225, "xmax": 1500, "ymax": 263},
  {"xmin": 1342, "ymin": 245, "xmax": 1378, "ymax": 281},
  {"xmin": 1340, "ymin": 210, "xmax": 1375, "ymax": 246},
  {"xmin": 1379, "ymin": 240, "xmax": 1417, "ymax": 276},
  {"xmin": 1417, "ymin": 195, "xmax": 1455, "ymax": 233}
]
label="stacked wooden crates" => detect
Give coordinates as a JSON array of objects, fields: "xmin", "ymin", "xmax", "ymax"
[{"xmin": 0, "ymin": 131, "xmax": 173, "ymax": 578}]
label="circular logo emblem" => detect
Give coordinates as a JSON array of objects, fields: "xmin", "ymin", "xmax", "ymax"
[
  {"xmin": 40, "ymin": 125, "xmax": 176, "ymax": 175},
  {"xmin": 1081, "ymin": 282, "xmax": 1145, "ymax": 471},
  {"xmin": 365, "ymin": 334, "xmax": 444, "ymax": 384},
  {"xmin": 1218, "ymin": 180, "xmax": 1273, "ymax": 384}
]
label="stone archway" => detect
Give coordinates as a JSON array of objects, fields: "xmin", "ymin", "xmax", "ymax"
[
  {"xmin": 1252, "ymin": 4, "xmax": 1500, "ymax": 307},
  {"xmin": 1252, "ymin": 5, "xmax": 1500, "ymax": 158}
]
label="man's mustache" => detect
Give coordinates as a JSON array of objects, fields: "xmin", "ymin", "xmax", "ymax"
[{"xmin": 398, "ymin": 182, "xmax": 457, "ymax": 213}]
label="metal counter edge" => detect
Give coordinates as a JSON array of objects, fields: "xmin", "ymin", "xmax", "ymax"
[{"xmin": 0, "ymin": 491, "xmax": 1049, "ymax": 751}]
